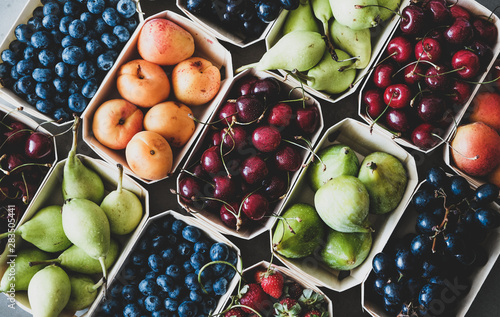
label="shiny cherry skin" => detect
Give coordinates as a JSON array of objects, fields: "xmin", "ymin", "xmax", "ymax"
[
  {"xmin": 450, "ymin": 5, "xmax": 471, "ymax": 20},
  {"xmin": 220, "ymin": 202, "xmax": 248, "ymax": 230},
  {"xmin": 403, "ymin": 63, "xmax": 427, "ymax": 86},
  {"xmin": 213, "ymin": 175, "xmax": 236, "ymax": 201},
  {"xmin": 200, "ymin": 146, "xmax": 223, "ymax": 174},
  {"xmin": 411, "ymin": 123, "xmax": 441, "ymax": 150},
  {"xmin": 425, "ymin": 65, "xmax": 450, "ymax": 91},
  {"xmin": 25, "ymin": 131, "xmax": 53, "ymax": 160},
  {"xmin": 262, "ymin": 173, "xmax": 288, "ymax": 200},
  {"xmin": 237, "ymin": 75, "xmax": 258, "ymax": 96},
  {"xmin": 178, "ymin": 176, "xmax": 202, "ymax": 204},
  {"xmin": 384, "ymin": 84, "xmax": 412, "ymax": 109},
  {"xmin": 444, "ymin": 17, "xmax": 474, "ymax": 45},
  {"xmin": 363, "ymin": 88, "xmax": 386, "ymax": 118},
  {"xmin": 267, "ymin": 102, "xmax": 293, "ymax": 128},
  {"xmin": 416, "ymin": 94, "xmax": 447, "ymax": 123},
  {"xmin": 449, "ymin": 80, "xmax": 472, "ymax": 105},
  {"xmin": 385, "ymin": 108, "xmax": 412, "ymax": 133},
  {"xmin": 240, "ymin": 155, "xmax": 268, "ymax": 185},
  {"xmin": 235, "ymin": 95, "xmax": 265, "ymax": 123},
  {"xmin": 451, "ymin": 50, "xmax": 480, "ymax": 79},
  {"xmin": 252, "ymin": 125, "xmax": 281, "ymax": 153},
  {"xmin": 295, "ymin": 106, "xmax": 319, "ymax": 134},
  {"xmin": 241, "ymin": 193, "xmax": 269, "ymax": 221},
  {"xmin": 251, "ymin": 77, "xmax": 281, "ymax": 102},
  {"xmin": 424, "ymin": 0, "xmax": 452, "ymax": 25},
  {"xmin": 387, "ymin": 36, "xmax": 413, "ymax": 64},
  {"xmin": 372, "ymin": 63, "xmax": 397, "ymax": 89},
  {"xmin": 218, "ymin": 101, "xmax": 237, "ymax": 126},
  {"xmin": 400, "ymin": 5, "xmax": 427, "ymax": 35},
  {"xmin": 414, "ymin": 38, "xmax": 442, "ymax": 63},
  {"xmin": 221, "ymin": 125, "xmax": 248, "ymax": 151},
  {"xmin": 473, "ymin": 18, "xmax": 498, "ymax": 46},
  {"xmin": 274, "ymin": 144, "xmax": 301, "ymax": 172}
]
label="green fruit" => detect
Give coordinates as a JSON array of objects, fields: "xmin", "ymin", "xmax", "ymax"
[
  {"xmin": 282, "ymin": 0, "xmax": 320, "ymax": 35},
  {"xmin": 320, "ymin": 228, "xmax": 372, "ymax": 270},
  {"xmin": 306, "ymin": 49, "xmax": 357, "ymax": 94},
  {"xmin": 314, "ymin": 175, "xmax": 371, "ymax": 232},
  {"xmin": 330, "ymin": 0, "xmax": 380, "ymax": 30},
  {"xmin": 272, "ymin": 203, "xmax": 325, "ymax": 258},
  {"xmin": 65, "ymin": 273, "xmax": 103, "ymax": 311},
  {"xmin": 0, "ymin": 248, "xmax": 51, "ymax": 292},
  {"xmin": 28, "ymin": 265, "xmax": 71, "ymax": 317},
  {"xmin": 358, "ymin": 152, "xmax": 408, "ymax": 214},
  {"xmin": 330, "ymin": 19, "xmax": 372, "ymax": 69},
  {"xmin": 308, "ymin": 144, "xmax": 359, "ymax": 192},
  {"xmin": 378, "ymin": 0, "xmax": 401, "ymax": 21}
]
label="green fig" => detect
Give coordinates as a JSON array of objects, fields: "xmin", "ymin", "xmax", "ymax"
[
  {"xmin": 314, "ymin": 175, "xmax": 372, "ymax": 233},
  {"xmin": 236, "ymin": 30, "xmax": 326, "ymax": 73},
  {"xmin": 0, "ymin": 205, "xmax": 72, "ymax": 253},
  {"xmin": 358, "ymin": 152, "xmax": 407, "ymax": 215},
  {"xmin": 378, "ymin": 0, "xmax": 401, "ymax": 21},
  {"xmin": 65, "ymin": 274, "xmax": 103, "ymax": 311},
  {"xmin": 272, "ymin": 203, "xmax": 325, "ymax": 258},
  {"xmin": 62, "ymin": 116, "xmax": 105, "ymax": 204},
  {"xmin": 305, "ymin": 49, "xmax": 357, "ymax": 94},
  {"xmin": 307, "ymin": 144, "xmax": 360, "ymax": 192},
  {"xmin": 29, "ymin": 238, "xmax": 120, "ymax": 275},
  {"xmin": 329, "ymin": 0, "xmax": 380, "ymax": 30},
  {"xmin": 311, "ymin": 0, "xmax": 338, "ymax": 60},
  {"xmin": 0, "ymin": 248, "xmax": 51, "ymax": 292},
  {"xmin": 282, "ymin": 0, "xmax": 320, "ymax": 35},
  {"xmin": 28, "ymin": 265, "xmax": 71, "ymax": 317},
  {"xmin": 330, "ymin": 19, "xmax": 372, "ymax": 69},
  {"xmin": 61, "ymin": 198, "xmax": 111, "ymax": 284},
  {"xmin": 320, "ymin": 228, "xmax": 372, "ymax": 271},
  {"xmin": 100, "ymin": 164, "xmax": 143, "ymax": 235}
]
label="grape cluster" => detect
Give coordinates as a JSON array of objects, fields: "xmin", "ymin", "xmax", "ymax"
[
  {"xmin": 0, "ymin": 0, "xmax": 140, "ymax": 122},
  {"xmin": 185, "ymin": 0, "xmax": 299, "ymax": 41},
  {"xmin": 368, "ymin": 167, "xmax": 499, "ymax": 316},
  {"xmin": 97, "ymin": 215, "xmax": 238, "ymax": 316}
]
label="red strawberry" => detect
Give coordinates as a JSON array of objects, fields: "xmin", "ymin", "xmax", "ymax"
[
  {"xmin": 254, "ymin": 268, "xmax": 267, "ymax": 283},
  {"xmin": 224, "ymin": 307, "xmax": 246, "ymax": 317},
  {"xmin": 239, "ymin": 283, "xmax": 271, "ymax": 314},
  {"xmin": 260, "ymin": 269, "xmax": 284, "ymax": 298},
  {"xmin": 303, "ymin": 310, "xmax": 322, "ymax": 317},
  {"xmin": 275, "ymin": 297, "xmax": 302, "ymax": 316}
]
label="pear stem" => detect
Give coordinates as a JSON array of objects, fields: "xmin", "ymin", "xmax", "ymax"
[
  {"xmin": 68, "ymin": 115, "xmax": 81, "ymax": 165},
  {"xmin": 29, "ymin": 259, "xmax": 59, "ymax": 267},
  {"xmin": 116, "ymin": 164, "xmax": 123, "ymax": 194},
  {"xmin": 0, "ymin": 231, "xmax": 13, "ymax": 240},
  {"xmin": 99, "ymin": 256, "xmax": 108, "ymax": 298},
  {"xmin": 235, "ymin": 63, "xmax": 259, "ymax": 74}
]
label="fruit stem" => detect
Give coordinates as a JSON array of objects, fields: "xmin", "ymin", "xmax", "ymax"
[
  {"xmin": 197, "ymin": 260, "xmax": 243, "ymax": 294},
  {"xmin": 0, "ymin": 128, "xmax": 34, "ymax": 152},
  {"xmin": 20, "ymin": 172, "xmax": 30, "ymax": 204},
  {"xmin": 461, "ymin": 66, "xmax": 500, "ymax": 85},
  {"xmin": 235, "ymin": 63, "xmax": 259, "ymax": 74},
  {"xmin": 28, "ymin": 259, "xmax": 58, "ymax": 267},
  {"xmin": 67, "ymin": 115, "xmax": 81, "ymax": 165},
  {"xmin": 350, "ymin": 52, "xmax": 398, "ymax": 89},
  {"xmin": 430, "ymin": 133, "xmax": 479, "ymax": 161},
  {"xmin": 179, "ymin": 169, "xmax": 215, "ymax": 188},
  {"xmin": 99, "ymin": 257, "xmax": 108, "ymax": 300},
  {"xmin": 116, "ymin": 164, "xmax": 123, "ymax": 194},
  {"xmin": 0, "ymin": 106, "xmax": 23, "ymax": 124}
]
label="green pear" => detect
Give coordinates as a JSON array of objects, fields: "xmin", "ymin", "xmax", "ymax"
[
  {"xmin": 272, "ymin": 203, "xmax": 325, "ymax": 258},
  {"xmin": 314, "ymin": 175, "xmax": 372, "ymax": 233},
  {"xmin": 65, "ymin": 274, "xmax": 103, "ymax": 311},
  {"xmin": 29, "ymin": 238, "xmax": 120, "ymax": 275},
  {"xmin": 378, "ymin": 0, "xmax": 401, "ymax": 21},
  {"xmin": 0, "ymin": 248, "xmax": 51, "ymax": 292},
  {"xmin": 307, "ymin": 144, "xmax": 360, "ymax": 192},
  {"xmin": 100, "ymin": 164, "xmax": 143, "ymax": 235},
  {"xmin": 306, "ymin": 49, "xmax": 357, "ymax": 94},
  {"xmin": 236, "ymin": 30, "xmax": 326, "ymax": 73},
  {"xmin": 282, "ymin": 0, "xmax": 320, "ymax": 35},
  {"xmin": 320, "ymin": 228, "xmax": 372, "ymax": 271},
  {"xmin": 27, "ymin": 265, "xmax": 71, "ymax": 317},
  {"xmin": 358, "ymin": 152, "xmax": 408, "ymax": 214},
  {"xmin": 0, "ymin": 205, "xmax": 72, "ymax": 253},
  {"xmin": 62, "ymin": 116, "xmax": 104, "ymax": 204},
  {"xmin": 311, "ymin": 0, "xmax": 338, "ymax": 60},
  {"xmin": 330, "ymin": 19, "xmax": 372, "ymax": 69},
  {"xmin": 61, "ymin": 198, "xmax": 111, "ymax": 283},
  {"xmin": 329, "ymin": 0, "xmax": 380, "ymax": 30}
]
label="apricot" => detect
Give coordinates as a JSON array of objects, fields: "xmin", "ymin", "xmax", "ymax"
[{"xmin": 469, "ymin": 91, "xmax": 500, "ymax": 134}]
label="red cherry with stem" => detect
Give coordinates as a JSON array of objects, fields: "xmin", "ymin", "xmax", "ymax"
[
  {"xmin": 235, "ymin": 95, "xmax": 265, "ymax": 123},
  {"xmin": 363, "ymin": 89, "xmax": 386, "ymax": 118},
  {"xmin": 386, "ymin": 36, "xmax": 413, "ymax": 64},
  {"xmin": 385, "ymin": 108, "xmax": 413, "ymax": 133},
  {"xmin": 192, "ymin": 164, "xmax": 208, "ymax": 180},
  {"xmin": 252, "ymin": 77, "xmax": 281, "ymax": 102},
  {"xmin": 468, "ymin": 40, "xmax": 493, "ymax": 69},
  {"xmin": 425, "ymin": 64, "xmax": 450, "ymax": 91},
  {"xmin": 400, "ymin": 5, "xmax": 427, "ymax": 35},
  {"xmin": 295, "ymin": 105, "xmax": 319, "ymax": 134},
  {"xmin": 262, "ymin": 173, "xmax": 288, "ymax": 200},
  {"xmin": 274, "ymin": 144, "xmax": 301, "ymax": 172},
  {"xmin": 178, "ymin": 176, "xmax": 202, "ymax": 204},
  {"xmin": 451, "ymin": 50, "xmax": 480, "ymax": 79},
  {"xmin": 221, "ymin": 125, "xmax": 248, "ymax": 151},
  {"xmin": 414, "ymin": 38, "xmax": 442, "ymax": 63},
  {"xmin": 213, "ymin": 175, "xmax": 236, "ymax": 201},
  {"xmin": 252, "ymin": 125, "xmax": 281, "ymax": 153},
  {"xmin": 267, "ymin": 103, "xmax": 293, "ymax": 128},
  {"xmin": 217, "ymin": 101, "xmax": 237, "ymax": 126},
  {"xmin": 449, "ymin": 79, "xmax": 472, "ymax": 105},
  {"xmin": 424, "ymin": 0, "xmax": 452, "ymax": 25},
  {"xmin": 2, "ymin": 122, "xmax": 30, "ymax": 150},
  {"xmin": 220, "ymin": 202, "xmax": 248, "ymax": 231},
  {"xmin": 444, "ymin": 17, "xmax": 474, "ymax": 45},
  {"xmin": 200, "ymin": 146, "xmax": 223, "ymax": 174},
  {"xmin": 403, "ymin": 62, "xmax": 427, "ymax": 86},
  {"xmin": 209, "ymin": 130, "xmax": 222, "ymax": 147},
  {"xmin": 472, "ymin": 18, "xmax": 498, "ymax": 46},
  {"xmin": 12, "ymin": 179, "xmax": 37, "ymax": 204},
  {"xmin": 450, "ymin": 5, "xmax": 471, "ymax": 20},
  {"xmin": 236, "ymin": 75, "xmax": 258, "ymax": 96},
  {"xmin": 1, "ymin": 153, "xmax": 26, "ymax": 175},
  {"xmin": 25, "ymin": 131, "xmax": 54, "ymax": 160},
  {"xmin": 241, "ymin": 155, "xmax": 268, "ymax": 185},
  {"xmin": 241, "ymin": 193, "xmax": 269, "ymax": 221},
  {"xmin": 411, "ymin": 123, "xmax": 441, "ymax": 149},
  {"xmin": 372, "ymin": 63, "xmax": 397, "ymax": 89},
  {"xmin": 416, "ymin": 94, "xmax": 447, "ymax": 123},
  {"xmin": 384, "ymin": 84, "xmax": 412, "ymax": 108}
]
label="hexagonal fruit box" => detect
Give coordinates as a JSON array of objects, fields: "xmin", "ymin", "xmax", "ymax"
[
  {"xmin": 82, "ymin": 10, "xmax": 234, "ymax": 184},
  {"xmin": 0, "ymin": 103, "xmax": 58, "ymax": 235},
  {"xmin": 0, "ymin": 0, "xmax": 145, "ymax": 126},
  {"xmin": 358, "ymin": 0, "xmax": 500, "ymax": 153},
  {"xmin": 261, "ymin": 0, "xmax": 409, "ymax": 104},
  {"xmin": 219, "ymin": 260, "xmax": 334, "ymax": 316},
  {"xmin": 362, "ymin": 173, "xmax": 500, "ymax": 316},
  {"xmin": 269, "ymin": 118, "xmax": 418, "ymax": 292},
  {"xmin": 87, "ymin": 210, "xmax": 242, "ymax": 317},
  {"xmin": 0, "ymin": 154, "xmax": 149, "ymax": 316},
  {"xmin": 176, "ymin": 68, "xmax": 324, "ymax": 240}
]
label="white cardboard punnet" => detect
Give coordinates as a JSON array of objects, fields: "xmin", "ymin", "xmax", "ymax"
[
  {"xmin": 82, "ymin": 10, "xmax": 234, "ymax": 184},
  {"xmin": 270, "ymin": 118, "xmax": 418, "ymax": 292}
]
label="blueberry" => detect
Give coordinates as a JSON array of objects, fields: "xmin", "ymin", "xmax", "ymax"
[
  {"xmin": 68, "ymin": 78, "xmax": 83, "ymax": 94},
  {"xmin": 61, "ymin": 35, "xmax": 80, "ymax": 48},
  {"xmin": 200, "ymin": 296, "xmax": 217, "ymax": 314},
  {"xmin": 213, "ymin": 277, "xmax": 228, "ymax": 296},
  {"xmin": 196, "ymin": 266, "xmax": 213, "ymax": 282},
  {"xmin": 123, "ymin": 17, "xmax": 138, "ymax": 32},
  {"xmin": 54, "ymin": 61, "xmax": 70, "ymax": 77},
  {"xmin": 87, "ymin": 0, "xmax": 106, "ymax": 14},
  {"xmin": 164, "ymin": 297, "xmax": 179, "ymax": 312},
  {"xmin": 160, "ymin": 248, "xmax": 175, "ymax": 264},
  {"xmin": 189, "ymin": 289, "xmax": 203, "ymax": 303},
  {"xmin": 16, "ymin": 76, "xmax": 36, "ymax": 94},
  {"xmin": 156, "ymin": 274, "xmax": 175, "ymax": 292},
  {"xmin": 0, "ymin": 63, "xmax": 10, "ymax": 79},
  {"xmin": 77, "ymin": 60, "xmax": 96, "ymax": 80},
  {"xmin": 10, "ymin": 67, "xmax": 21, "ymax": 81},
  {"xmin": 96, "ymin": 51, "xmax": 116, "ymax": 71},
  {"xmin": 123, "ymin": 302, "xmax": 142, "ymax": 317},
  {"xmin": 190, "ymin": 252, "xmax": 207, "ymax": 270},
  {"xmin": 68, "ymin": 19, "xmax": 86, "ymax": 38},
  {"xmin": 178, "ymin": 301, "xmax": 198, "ymax": 317},
  {"xmin": 33, "ymin": 6, "xmax": 45, "ymax": 18},
  {"xmin": 36, "ymin": 99, "xmax": 56, "ymax": 114},
  {"xmin": 148, "ymin": 254, "xmax": 165, "ymax": 272},
  {"xmin": 15, "ymin": 24, "xmax": 34, "ymax": 43},
  {"xmin": 13, "ymin": 82, "xmax": 24, "ymax": 95},
  {"xmin": 145, "ymin": 270, "xmax": 158, "ymax": 280},
  {"xmin": 165, "ymin": 233, "xmax": 177, "ymax": 245},
  {"xmin": 80, "ymin": 11, "xmax": 94, "ymax": 25},
  {"xmin": 171, "ymin": 220, "xmax": 186, "ymax": 235},
  {"xmin": 85, "ymin": 39, "xmax": 104, "ymax": 57},
  {"xmin": 100, "ymin": 299, "xmax": 120, "ymax": 314},
  {"xmin": 62, "ymin": 45, "xmax": 84, "ymax": 65},
  {"xmin": 186, "ymin": 0, "xmax": 208, "ymax": 14},
  {"xmin": 51, "ymin": 29, "xmax": 64, "ymax": 44},
  {"xmin": 194, "ymin": 240, "xmax": 210, "ymax": 255},
  {"xmin": 212, "ymin": 262, "xmax": 227, "ymax": 276},
  {"xmin": 68, "ymin": 92, "xmax": 87, "ymax": 112},
  {"xmin": 113, "ymin": 25, "xmax": 130, "ymax": 42},
  {"xmin": 474, "ymin": 183, "xmax": 499, "ymax": 205},
  {"xmin": 226, "ymin": 249, "xmax": 238, "ymax": 266},
  {"xmin": 280, "ymin": 0, "xmax": 300, "ymax": 10},
  {"xmin": 95, "ymin": 17, "xmax": 110, "ymax": 34},
  {"xmin": 64, "ymin": 0, "xmax": 82, "ymax": 17},
  {"xmin": 82, "ymin": 78, "xmax": 98, "ymax": 98},
  {"xmin": 109, "ymin": 283, "xmax": 123, "ymax": 298},
  {"xmin": 9, "ymin": 40, "xmax": 26, "ymax": 56},
  {"xmin": 165, "ymin": 264, "xmax": 181, "ymax": 280},
  {"xmin": 1, "ymin": 50, "xmax": 18, "ymax": 66},
  {"xmin": 101, "ymin": 32, "xmax": 119, "ymax": 49},
  {"xmin": 59, "ymin": 16, "xmax": 72, "ymax": 34},
  {"xmin": 42, "ymin": 14, "xmax": 60, "ymax": 30},
  {"xmin": 372, "ymin": 252, "xmax": 397, "ymax": 278},
  {"xmin": 33, "ymin": 68, "xmax": 53, "ymax": 82},
  {"xmin": 183, "ymin": 260, "xmax": 195, "ymax": 274},
  {"xmin": 122, "ymin": 284, "xmax": 140, "ymax": 301},
  {"xmin": 53, "ymin": 107, "xmax": 72, "ymax": 121},
  {"xmin": 182, "ymin": 226, "xmax": 202, "ymax": 243},
  {"xmin": 43, "ymin": 2, "xmax": 61, "ymax": 16},
  {"xmin": 185, "ymin": 272, "xmax": 200, "ymax": 291},
  {"xmin": 102, "ymin": 8, "xmax": 121, "ymax": 27},
  {"xmin": 210, "ymin": 242, "xmax": 229, "ymax": 261},
  {"xmin": 31, "ymin": 31, "xmax": 52, "ymax": 49},
  {"xmin": 116, "ymin": 0, "xmax": 136, "ymax": 18},
  {"xmin": 169, "ymin": 284, "xmax": 185, "ymax": 299},
  {"xmin": 256, "ymin": 0, "xmax": 281, "ymax": 22},
  {"xmin": 177, "ymin": 242, "xmax": 193, "ymax": 258},
  {"xmin": 28, "ymin": 17, "xmax": 44, "ymax": 31},
  {"xmin": 23, "ymin": 45, "xmax": 36, "ymax": 60},
  {"xmin": 145, "ymin": 295, "xmax": 162, "ymax": 312},
  {"xmin": 16, "ymin": 59, "xmax": 35, "ymax": 77},
  {"xmin": 138, "ymin": 278, "xmax": 158, "ymax": 296},
  {"xmin": 106, "ymin": 0, "xmax": 120, "ymax": 6}
]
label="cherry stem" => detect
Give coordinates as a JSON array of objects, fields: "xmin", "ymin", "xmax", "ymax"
[
  {"xmin": 20, "ymin": 172, "xmax": 29, "ymax": 204},
  {"xmin": 350, "ymin": 52, "xmax": 398, "ymax": 89},
  {"xmin": 179, "ymin": 169, "xmax": 215, "ymax": 188},
  {"xmin": 282, "ymin": 137, "xmax": 325, "ymax": 170},
  {"xmin": 461, "ymin": 66, "xmax": 500, "ymax": 85},
  {"xmin": 0, "ymin": 107, "xmax": 23, "ymax": 125},
  {"xmin": 0, "ymin": 128, "xmax": 34, "ymax": 152},
  {"xmin": 417, "ymin": 66, "xmax": 464, "ymax": 78},
  {"xmin": 198, "ymin": 260, "xmax": 243, "ymax": 295}
]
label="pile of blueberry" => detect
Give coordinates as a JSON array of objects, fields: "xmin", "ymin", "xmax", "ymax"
[
  {"xmin": 185, "ymin": 0, "xmax": 300, "ymax": 42},
  {"xmin": 0, "ymin": 0, "xmax": 139, "ymax": 122},
  {"xmin": 367, "ymin": 167, "xmax": 500, "ymax": 316},
  {"xmin": 97, "ymin": 214, "xmax": 239, "ymax": 317}
]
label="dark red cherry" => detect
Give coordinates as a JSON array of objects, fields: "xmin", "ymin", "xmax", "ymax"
[
  {"xmin": 3, "ymin": 122, "xmax": 30, "ymax": 149},
  {"xmin": 262, "ymin": 173, "xmax": 288, "ymax": 200},
  {"xmin": 267, "ymin": 102, "xmax": 293, "ymax": 128},
  {"xmin": 200, "ymin": 146, "xmax": 223, "ymax": 174},
  {"xmin": 220, "ymin": 202, "xmax": 248, "ymax": 230},
  {"xmin": 451, "ymin": 50, "xmax": 480, "ymax": 79},
  {"xmin": 473, "ymin": 18, "xmax": 498, "ymax": 46},
  {"xmin": 221, "ymin": 125, "xmax": 248, "ymax": 151},
  {"xmin": 295, "ymin": 106, "xmax": 319, "ymax": 134},
  {"xmin": 178, "ymin": 176, "xmax": 202, "ymax": 204},
  {"xmin": 425, "ymin": 0, "xmax": 452, "ymax": 25},
  {"xmin": 241, "ymin": 155, "xmax": 268, "ymax": 185},
  {"xmin": 416, "ymin": 94, "xmax": 447, "ymax": 123},
  {"xmin": 252, "ymin": 125, "xmax": 281, "ymax": 153},
  {"xmin": 25, "ymin": 132, "xmax": 53, "ymax": 160},
  {"xmin": 444, "ymin": 17, "xmax": 474, "ymax": 45},
  {"xmin": 274, "ymin": 144, "xmax": 301, "ymax": 172},
  {"xmin": 372, "ymin": 63, "xmax": 397, "ymax": 89},
  {"xmin": 449, "ymin": 80, "xmax": 472, "ymax": 105},
  {"xmin": 192, "ymin": 163, "xmax": 208, "ymax": 180},
  {"xmin": 400, "ymin": 5, "xmax": 427, "ymax": 35},
  {"xmin": 411, "ymin": 123, "xmax": 441, "ymax": 149},
  {"xmin": 450, "ymin": 5, "xmax": 471, "ymax": 20},
  {"xmin": 251, "ymin": 77, "xmax": 281, "ymax": 102},
  {"xmin": 241, "ymin": 193, "xmax": 269, "ymax": 221},
  {"xmin": 209, "ymin": 130, "xmax": 222, "ymax": 147},
  {"xmin": 218, "ymin": 101, "xmax": 237, "ymax": 126},
  {"xmin": 236, "ymin": 75, "xmax": 258, "ymax": 96},
  {"xmin": 414, "ymin": 38, "xmax": 442, "ymax": 63},
  {"xmin": 363, "ymin": 89, "xmax": 386, "ymax": 118},
  {"xmin": 384, "ymin": 84, "xmax": 412, "ymax": 109},
  {"xmin": 387, "ymin": 36, "xmax": 413, "ymax": 64},
  {"xmin": 425, "ymin": 65, "xmax": 450, "ymax": 91},
  {"xmin": 403, "ymin": 63, "xmax": 427, "ymax": 86},
  {"xmin": 213, "ymin": 175, "xmax": 236, "ymax": 201},
  {"xmin": 236, "ymin": 95, "xmax": 265, "ymax": 123},
  {"xmin": 468, "ymin": 40, "xmax": 493, "ymax": 69},
  {"xmin": 385, "ymin": 108, "xmax": 412, "ymax": 133},
  {"xmin": 3, "ymin": 153, "xmax": 27, "ymax": 174}
]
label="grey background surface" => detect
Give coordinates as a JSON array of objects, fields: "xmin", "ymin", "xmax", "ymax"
[{"xmin": 0, "ymin": 0, "xmax": 499, "ymax": 316}]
